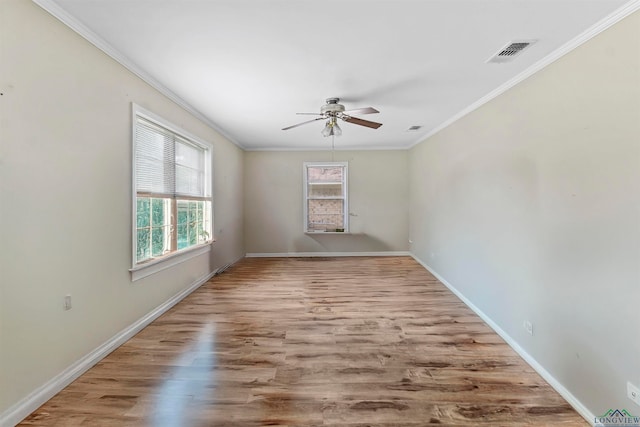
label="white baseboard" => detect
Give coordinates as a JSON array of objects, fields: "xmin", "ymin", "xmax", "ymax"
[
  {"xmin": 410, "ymin": 253, "xmax": 595, "ymax": 425},
  {"xmin": 245, "ymin": 251, "xmax": 411, "ymax": 258},
  {"xmin": 0, "ymin": 269, "xmax": 217, "ymax": 427}
]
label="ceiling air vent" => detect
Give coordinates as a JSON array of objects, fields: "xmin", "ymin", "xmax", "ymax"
[
  {"xmin": 406, "ymin": 125, "xmax": 422, "ymax": 132},
  {"xmin": 487, "ymin": 40, "xmax": 536, "ymax": 63}
]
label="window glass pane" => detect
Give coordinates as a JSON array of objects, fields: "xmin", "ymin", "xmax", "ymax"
[
  {"xmin": 188, "ymin": 201, "xmax": 197, "ymax": 219},
  {"xmin": 151, "ymin": 198, "xmax": 165, "ymax": 226},
  {"xmin": 151, "ymin": 227, "xmax": 165, "ymax": 257},
  {"xmin": 177, "ymin": 200, "xmax": 188, "ymax": 225},
  {"xmin": 307, "ymin": 166, "xmax": 342, "ymax": 182},
  {"xmin": 307, "ymin": 199, "xmax": 344, "ymax": 232},
  {"xmin": 175, "ymin": 200, "xmax": 210, "ymax": 250},
  {"xmin": 136, "ymin": 229, "xmax": 150, "ymax": 262},
  {"xmin": 137, "ymin": 198, "xmax": 150, "ymax": 228},
  {"xmin": 177, "ymin": 224, "xmax": 188, "ymax": 250},
  {"xmin": 196, "ymin": 203, "xmax": 203, "ymax": 222},
  {"xmin": 188, "ymin": 222, "xmax": 197, "ymax": 245}
]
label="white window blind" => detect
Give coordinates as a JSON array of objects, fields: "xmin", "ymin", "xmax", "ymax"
[
  {"xmin": 132, "ymin": 110, "xmax": 213, "ymax": 269},
  {"xmin": 175, "ymin": 137, "xmax": 205, "ymax": 197},
  {"xmin": 135, "ymin": 119, "xmax": 207, "ymax": 198}
]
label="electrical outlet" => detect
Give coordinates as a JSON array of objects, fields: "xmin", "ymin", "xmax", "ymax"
[
  {"xmin": 524, "ymin": 320, "xmax": 533, "ymax": 335},
  {"xmin": 628, "ymin": 382, "xmax": 640, "ymax": 407},
  {"xmin": 64, "ymin": 295, "xmax": 72, "ymax": 311}
]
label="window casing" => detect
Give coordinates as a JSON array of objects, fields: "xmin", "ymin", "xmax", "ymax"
[
  {"xmin": 132, "ymin": 105, "xmax": 213, "ymax": 273},
  {"xmin": 303, "ymin": 162, "xmax": 348, "ymax": 233}
]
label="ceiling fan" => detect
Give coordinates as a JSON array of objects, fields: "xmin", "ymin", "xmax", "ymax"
[{"xmin": 282, "ymin": 98, "xmax": 382, "ymax": 137}]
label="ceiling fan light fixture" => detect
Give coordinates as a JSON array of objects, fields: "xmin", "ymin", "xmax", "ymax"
[
  {"xmin": 321, "ymin": 120, "xmax": 332, "ymax": 137},
  {"xmin": 321, "ymin": 118, "xmax": 342, "ymax": 137},
  {"xmin": 333, "ymin": 121, "xmax": 342, "ymax": 136}
]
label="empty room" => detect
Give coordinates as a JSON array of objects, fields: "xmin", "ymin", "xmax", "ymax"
[{"xmin": 1, "ymin": 0, "xmax": 639, "ymax": 426}]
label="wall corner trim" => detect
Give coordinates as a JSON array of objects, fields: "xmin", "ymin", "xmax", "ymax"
[
  {"xmin": 0, "ymin": 269, "xmax": 217, "ymax": 427},
  {"xmin": 30, "ymin": 0, "xmax": 245, "ymax": 150},
  {"xmin": 409, "ymin": 253, "xmax": 595, "ymax": 424}
]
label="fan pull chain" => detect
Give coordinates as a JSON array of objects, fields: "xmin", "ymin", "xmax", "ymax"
[{"xmin": 331, "ymin": 134, "xmax": 335, "ymax": 162}]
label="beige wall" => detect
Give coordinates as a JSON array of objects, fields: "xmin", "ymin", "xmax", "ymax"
[
  {"xmin": 0, "ymin": 0, "xmax": 244, "ymax": 416},
  {"xmin": 244, "ymin": 150, "xmax": 409, "ymax": 254},
  {"xmin": 2, "ymin": 0, "xmax": 638, "ymax": 422},
  {"xmin": 409, "ymin": 11, "xmax": 640, "ymax": 414}
]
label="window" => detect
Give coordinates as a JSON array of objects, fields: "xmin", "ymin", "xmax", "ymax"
[
  {"xmin": 132, "ymin": 105, "xmax": 213, "ymax": 273},
  {"xmin": 303, "ymin": 162, "xmax": 348, "ymax": 233}
]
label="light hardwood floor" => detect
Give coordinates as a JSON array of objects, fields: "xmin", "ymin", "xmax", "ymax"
[{"xmin": 21, "ymin": 257, "xmax": 587, "ymax": 426}]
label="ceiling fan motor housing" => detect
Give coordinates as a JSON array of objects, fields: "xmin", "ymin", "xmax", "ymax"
[{"xmin": 321, "ymin": 98, "xmax": 345, "ymax": 116}]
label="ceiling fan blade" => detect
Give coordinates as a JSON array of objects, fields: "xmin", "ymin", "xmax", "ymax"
[
  {"xmin": 343, "ymin": 107, "xmax": 379, "ymax": 115},
  {"xmin": 342, "ymin": 115, "xmax": 383, "ymax": 129},
  {"xmin": 282, "ymin": 117, "xmax": 325, "ymax": 131},
  {"xmin": 296, "ymin": 112, "xmax": 323, "ymax": 116}
]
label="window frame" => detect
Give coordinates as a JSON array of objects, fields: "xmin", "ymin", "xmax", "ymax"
[
  {"xmin": 130, "ymin": 104, "xmax": 214, "ymax": 281},
  {"xmin": 303, "ymin": 161, "xmax": 349, "ymax": 233}
]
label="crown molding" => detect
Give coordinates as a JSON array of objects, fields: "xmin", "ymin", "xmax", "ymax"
[
  {"xmin": 409, "ymin": 0, "xmax": 640, "ymax": 149},
  {"xmin": 243, "ymin": 144, "xmax": 410, "ymax": 152},
  {"xmin": 32, "ymin": 0, "xmax": 245, "ymax": 150},
  {"xmin": 32, "ymin": 0, "xmax": 639, "ymax": 153}
]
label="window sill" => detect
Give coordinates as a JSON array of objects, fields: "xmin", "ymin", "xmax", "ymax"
[
  {"xmin": 130, "ymin": 241, "xmax": 214, "ymax": 281},
  {"xmin": 305, "ymin": 231, "xmax": 352, "ymax": 235}
]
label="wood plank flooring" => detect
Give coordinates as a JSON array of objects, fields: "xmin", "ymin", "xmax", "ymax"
[{"xmin": 20, "ymin": 257, "xmax": 587, "ymax": 426}]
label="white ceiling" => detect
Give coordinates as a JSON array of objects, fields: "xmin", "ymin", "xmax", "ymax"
[{"xmin": 42, "ymin": 0, "xmax": 632, "ymax": 150}]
